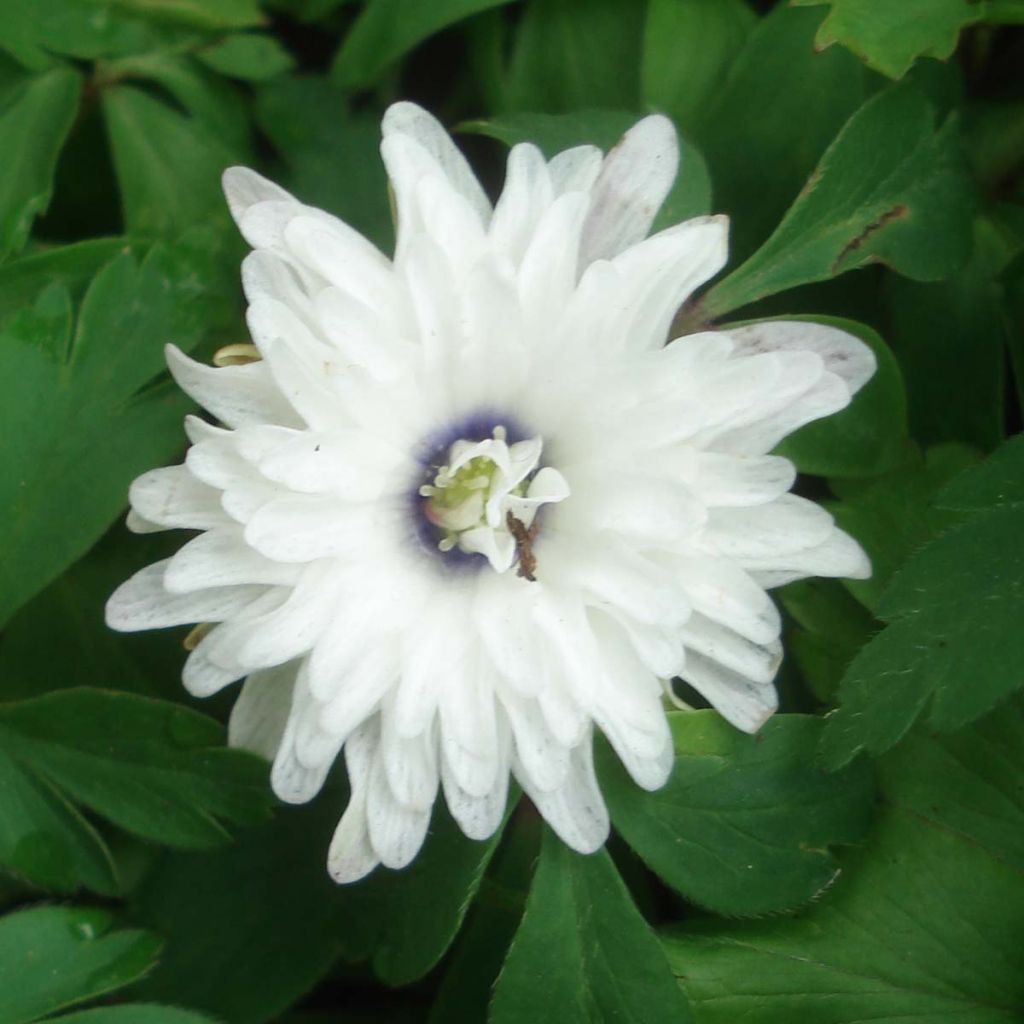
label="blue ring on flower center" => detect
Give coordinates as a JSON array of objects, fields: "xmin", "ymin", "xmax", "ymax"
[
  {"xmin": 413, "ymin": 411, "xmax": 528, "ymax": 468},
  {"xmin": 411, "ymin": 412, "xmax": 529, "ymax": 569}
]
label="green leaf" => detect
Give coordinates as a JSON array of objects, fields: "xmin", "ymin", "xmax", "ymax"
[
  {"xmin": 428, "ymin": 813, "xmax": 539, "ymax": 1024},
  {"xmin": 461, "ymin": 110, "xmax": 712, "ymax": 224},
  {"xmin": 102, "ymin": 83, "xmax": 242, "ymax": 238},
  {"xmin": 792, "ymin": 0, "xmax": 986, "ymax": 79},
  {"xmin": 491, "ymin": 829, "xmax": 693, "ymax": 1024},
  {"xmin": 822, "ymin": 434, "xmax": 1024, "ymax": 766},
  {"xmin": 597, "ymin": 713, "xmax": 874, "ymax": 917},
  {"xmin": 0, "ymin": 531, "xmax": 186, "ymax": 705},
  {"xmin": 254, "ymin": 76, "xmax": 393, "ymax": 250},
  {"xmin": 686, "ymin": 4, "xmax": 875, "ymax": 264},
  {"xmin": 55, "ymin": 1008, "xmax": 220, "ymax": 1024},
  {"xmin": 104, "ymin": 51, "xmax": 253, "ymax": 153},
  {"xmin": 0, "ymin": 746, "xmax": 118, "ymax": 895},
  {"xmin": 640, "ymin": 0, "xmax": 755, "ymax": 134},
  {"xmin": 703, "ymin": 80, "xmax": 974, "ymax": 318},
  {"xmin": 1008, "ymin": 248, "xmax": 1024, "ymax": 416},
  {"xmin": 129, "ymin": 798, "xmax": 352, "ymax": 1024},
  {"xmin": 198, "ymin": 33, "xmax": 295, "ymax": 80},
  {"xmin": 0, "ymin": 236, "xmax": 234, "ymax": 627},
  {"xmin": 266, "ymin": 0, "xmax": 354, "ymax": 22},
  {"xmin": 885, "ymin": 217, "xmax": 1016, "ymax": 452},
  {"xmin": 0, "ymin": 68, "xmax": 80, "ymax": 260},
  {"xmin": 779, "ymin": 579, "xmax": 878, "ymax": 702},
  {"xmin": 0, "ymin": 0, "xmax": 165, "ymax": 70},
  {"xmin": 130, "ymin": 794, "xmax": 503, "ymax": 1021},
  {"xmin": 663, "ymin": 698, "xmax": 1024, "ymax": 1024},
  {"xmin": 111, "ymin": 0, "xmax": 263, "ymax": 29},
  {"xmin": 503, "ymin": 0, "xmax": 646, "ymax": 114},
  {"xmin": 0, "ymin": 905, "xmax": 161, "ymax": 1024},
  {"xmin": 766, "ymin": 316, "xmax": 909, "ymax": 477},
  {"xmin": 938, "ymin": 432, "xmax": 1024, "ymax": 510},
  {"xmin": 829, "ymin": 442, "xmax": 980, "ymax": 611},
  {"xmin": 331, "ymin": 0, "xmax": 517, "ymax": 89},
  {"xmin": 338, "ymin": 800, "xmax": 511, "ymax": 985},
  {"xmin": 0, "ymin": 238, "xmax": 137, "ymax": 327},
  {"xmin": 0, "ymin": 689, "xmax": 272, "ymax": 849}
]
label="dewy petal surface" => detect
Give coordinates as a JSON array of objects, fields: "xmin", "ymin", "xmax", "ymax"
[{"xmin": 106, "ymin": 102, "xmax": 874, "ymax": 883}]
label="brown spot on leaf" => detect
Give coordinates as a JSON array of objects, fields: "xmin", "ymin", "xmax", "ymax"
[{"xmin": 831, "ymin": 204, "xmax": 909, "ymax": 274}]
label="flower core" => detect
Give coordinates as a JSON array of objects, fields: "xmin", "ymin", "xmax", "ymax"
[{"xmin": 419, "ymin": 426, "xmax": 569, "ymax": 574}]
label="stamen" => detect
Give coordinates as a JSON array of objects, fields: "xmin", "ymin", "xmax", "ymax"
[
  {"xmin": 663, "ymin": 682, "xmax": 694, "ymax": 712},
  {"xmin": 419, "ymin": 425, "xmax": 569, "ymax": 575},
  {"xmin": 213, "ymin": 343, "xmax": 261, "ymax": 367},
  {"xmin": 184, "ymin": 622, "xmax": 214, "ymax": 651}
]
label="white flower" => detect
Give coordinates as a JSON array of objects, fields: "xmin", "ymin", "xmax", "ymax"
[{"xmin": 106, "ymin": 103, "xmax": 872, "ymax": 882}]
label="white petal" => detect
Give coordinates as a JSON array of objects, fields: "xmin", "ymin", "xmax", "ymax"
[
  {"xmin": 438, "ymin": 659, "xmax": 500, "ymax": 798},
  {"xmin": 228, "ymin": 662, "xmax": 298, "ymax": 760},
  {"xmin": 490, "ymin": 143, "xmax": 554, "ymax": 265},
  {"xmin": 579, "ymin": 114, "xmax": 679, "ymax": 265},
  {"xmin": 241, "ymin": 249, "xmax": 313, "ymax": 314},
  {"xmin": 328, "ymin": 784, "xmax": 378, "ymax": 884},
  {"xmin": 283, "ymin": 215, "xmax": 398, "ymax": 317},
  {"xmin": 380, "ymin": 709, "xmax": 439, "ymax": 811},
  {"xmin": 596, "ymin": 710, "xmax": 674, "ymax": 792},
  {"xmin": 598, "ymin": 215, "xmax": 729, "ymax": 352},
  {"xmin": 474, "ymin": 582, "xmax": 546, "ymax": 698},
  {"xmin": 537, "ymin": 681, "xmax": 589, "ymax": 749},
  {"xmin": 413, "ymin": 173, "xmax": 489, "ymax": 280},
  {"xmin": 125, "ymin": 509, "xmax": 162, "ymax": 534},
  {"xmin": 317, "ymin": 644, "xmax": 398, "ymax": 737},
  {"xmin": 312, "ymin": 287, "xmax": 408, "ymax": 382},
  {"xmin": 255, "ymin": 427, "xmax": 408, "ymax": 500},
  {"xmin": 306, "ymin": 585, "xmax": 386, "ymax": 699},
  {"xmin": 516, "ymin": 736, "xmax": 609, "ymax": 854},
  {"xmin": 271, "ymin": 677, "xmax": 336, "ymax": 803},
  {"xmin": 213, "ymin": 563, "xmax": 341, "ymax": 670},
  {"xmin": 697, "ymin": 494, "xmax": 835, "ymax": 561},
  {"xmin": 741, "ymin": 526, "xmax": 871, "ymax": 583},
  {"xmin": 604, "ymin": 614, "xmax": 686, "ymax": 679},
  {"xmin": 681, "ymin": 652, "xmax": 778, "ymax": 734},
  {"xmin": 501, "ymin": 691, "xmax": 571, "ymax": 793},
  {"xmin": 517, "ymin": 190, "xmax": 590, "ymax": 332},
  {"xmin": 184, "ymin": 419, "xmax": 257, "ymax": 493},
  {"xmin": 182, "ymin": 632, "xmax": 244, "ymax": 698},
  {"xmin": 554, "ymin": 542, "xmax": 689, "ymax": 627},
  {"xmin": 105, "ymin": 560, "xmax": 265, "ymax": 631},
  {"xmin": 328, "ymin": 722, "xmax": 380, "ymax": 883},
  {"xmin": 726, "ymin": 320, "xmax": 876, "ymax": 395},
  {"xmin": 393, "ymin": 592, "xmax": 466, "ymax": 737},
  {"xmin": 441, "ymin": 715, "xmax": 511, "ymax": 841},
  {"xmin": 709, "ymin": 370, "xmax": 851, "ymax": 455},
  {"xmin": 679, "ymin": 614, "xmax": 782, "ymax": 685},
  {"xmin": 693, "ymin": 452, "xmax": 797, "ymax": 508},
  {"xmin": 222, "ymin": 166, "xmax": 296, "ymax": 223},
  {"xmin": 674, "ymin": 556, "xmax": 781, "ymax": 645},
  {"xmin": 243, "ymin": 495, "xmax": 375, "ymax": 562},
  {"xmin": 366, "ymin": 748, "xmax": 432, "ymax": 870},
  {"xmin": 129, "ymin": 466, "xmax": 230, "ymax": 532},
  {"xmin": 548, "ymin": 145, "xmax": 602, "ymax": 196},
  {"xmin": 166, "ymin": 345, "xmax": 300, "ymax": 430},
  {"xmin": 382, "ymin": 101, "xmax": 491, "ymax": 225},
  {"xmin": 163, "ymin": 529, "xmax": 300, "ymax": 592}
]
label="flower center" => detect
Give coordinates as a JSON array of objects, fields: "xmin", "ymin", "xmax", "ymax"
[{"xmin": 419, "ymin": 425, "xmax": 569, "ymax": 576}]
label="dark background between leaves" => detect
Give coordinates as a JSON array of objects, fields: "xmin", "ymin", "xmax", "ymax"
[{"xmin": 1, "ymin": 1, "xmax": 1023, "ymax": 1022}]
